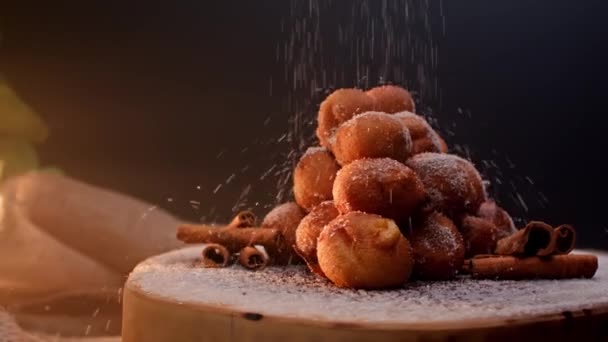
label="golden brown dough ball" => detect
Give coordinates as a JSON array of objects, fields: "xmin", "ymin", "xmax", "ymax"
[
  {"xmin": 460, "ymin": 215, "xmax": 500, "ymax": 258},
  {"xmin": 437, "ymin": 136, "xmax": 449, "ymax": 153},
  {"xmin": 477, "ymin": 200, "xmax": 517, "ymax": 240},
  {"xmin": 405, "ymin": 153, "xmax": 486, "ymax": 217},
  {"xmin": 294, "ymin": 201, "xmax": 339, "ymax": 276},
  {"xmin": 409, "ymin": 212, "xmax": 465, "ymax": 280},
  {"xmin": 331, "ymin": 112, "xmax": 413, "ymax": 165},
  {"xmin": 316, "ymin": 88, "xmax": 375, "ymax": 147},
  {"xmin": 333, "ymin": 158, "xmax": 427, "ymax": 222},
  {"xmin": 262, "ymin": 202, "xmax": 306, "ymax": 264},
  {"xmin": 366, "ymin": 85, "xmax": 415, "ymax": 113},
  {"xmin": 317, "ymin": 212, "xmax": 413, "ymax": 289},
  {"xmin": 293, "ymin": 147, "xmax": 340, "ymax": 210},
  {"xmin": 394, "ymin": 111, "xmax": 445, "ymax": 155}
]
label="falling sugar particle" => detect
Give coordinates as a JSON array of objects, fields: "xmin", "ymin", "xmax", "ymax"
[
  {"xmin": 190, "ymin": 200, "xmax": 201, "ymax": 210},
  {"xmin": 138, "ymin": 205, "xmax": 158, "ymax": 225},
  {"xmin": 515, "ymin": 193, "xmax": 529, "ymax": 212},
  {"xmin": 264, "ymin": 0, "xmax": 445, "ymax": 205}
]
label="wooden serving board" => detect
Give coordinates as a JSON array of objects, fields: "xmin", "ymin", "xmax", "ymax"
[{"xmin": 122, "ymin": 247, "xmax": 608, "ymax": 341}]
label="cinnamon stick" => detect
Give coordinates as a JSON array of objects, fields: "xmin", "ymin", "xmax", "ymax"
[
  {"xmin": 553, "ymin": 224, "xmax": 576, "ymax": 255},
  {"xmin": 469, "ymin": 254, "xmax": 598, "ymax": 280},
  {"xmin": 177, "ymin": 224, "xmax": 282, "ymax": 254},
  {"xmin": 229, "ymin": 211, "xmax": 257, "ymax": 228},
  {"xmin": 200, "ymin": 244, "xmax": 231, "ymax": 268},
  {"xmin": 495, "ymin": 221, "xmax": 555, "ymax": 256},
  {"xmin": 238, "ymin": 246, "xmax": 269, "ymax": 270}
]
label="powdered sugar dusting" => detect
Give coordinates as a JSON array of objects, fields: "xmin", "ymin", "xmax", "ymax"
[
  {"xmin": 341, "ymin": 157, "xmax": 407, "ymax": 179},
  {"xmin": 302, "ymin": 146, "xmax": 329, "ymax": 157},
  {"xmin": 332, "ymin": 111, "xmax": 413, "ymax": 155},
  {"xmin": 407, "ymin": 153, "xmax": 482, "ymax": 208},
  {"xmin": 421, "ymin": 217, "xmax": 460, "ymax": 258},
  {"xmin": 394, "ymin": 111, "xmax": 443, "ymax": 152},
  {"xmin": 128, "ymin": 247, "xmax": 608, "ymax": 325},
  {"xmin": 261, "ymin": 202, "xmax": 304, "ymax": 228},
  {"xmin": 334, "ymin": 158, "xmax": 411, "ymax": 199},
  {"xmin": 344, "ymin": 111, "xmax": 398, "ymax": 125}
]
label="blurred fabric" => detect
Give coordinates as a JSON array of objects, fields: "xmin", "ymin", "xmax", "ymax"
[{"xmin": 0, "ymin": 172, "xmax": 183, "ymax": 339}]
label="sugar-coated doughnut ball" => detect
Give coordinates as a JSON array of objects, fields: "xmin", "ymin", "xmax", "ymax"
[
  {"xmin": 460, "ymin": 215, "xmax": 500, "ymax": 258},
  {"xmin": 293, "ymin": 147, "xmax": 340, "ymax": 210},
  {"xmin": 316, "ymin": 88, "xmax": 375, "ymax": 147},
  {"xmin": 406, "ymin": 153, "xmax": 486, "ymax": 217},
  {"xmin": 317, "ymin": 212, "xmax": 413, "ymax": 289},
  {"xmin": 331, "ymin": 112, "xmax": 413, "ymax": 165},
  {"xmin": 409, "ymin": 212, "xmax": 465, "ymax": 280},
  {"xmin": 333, "ymin": 158, "xmax": 427, "ymax": 222},
  {"xmin": 477, "ymin": 200, "xmax": 517, "ymax": 240},
  {"xmin": 366, "ymin": 85, "xmax": 415, "ymax": 113},
  {"xmin": 294, "ymin": 201, "xmax": 339, "ymax": 276},
  {"xmin": 262, "ymin": 202, "xmax": 306, "ymax": 264},
  {"xmin": 394, "ymin": 111, "xmax": 445, "ymax": 155}
]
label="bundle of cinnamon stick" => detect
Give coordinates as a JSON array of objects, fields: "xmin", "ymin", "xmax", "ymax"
[
  {"xmin": 179, "ymin": 211, "xmax": 272, "ymax": 271},
  {"xmin": 465, "ymin": 221, "xmax": 597, "ymax": 280},
  {"xmin": 178, "ymin": 210, "xmax": 598, "ymax": 281}
]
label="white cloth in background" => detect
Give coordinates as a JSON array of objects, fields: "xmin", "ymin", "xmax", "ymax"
[
  {"xmin": 1, "ymin": 309, "xmax": 120, "ymax": 342},
  {"xmin": 0, "ymin": 172, "xmax": 182, "ymax": 339}
]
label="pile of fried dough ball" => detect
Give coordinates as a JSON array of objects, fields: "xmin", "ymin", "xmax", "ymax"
[{"xmin": 261, "ymin": 85, "xmax": 516, "ymax": 289}]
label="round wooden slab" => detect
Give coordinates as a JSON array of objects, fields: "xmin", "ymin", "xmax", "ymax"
[{"xmin": 122, "ymin": 247, "xmax": 608, "ymax": 342}]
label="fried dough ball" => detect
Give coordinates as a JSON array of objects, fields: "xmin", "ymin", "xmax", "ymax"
[
  {"xmin": 477, "ymin": 200, "xmax": 517, "ymax": 240},
  {"xmin": 366, "ymin": 85, "xmax": 415, "ymax": 113},
  {"xmin": 262, "ymin": 202, "xmax": 306, "ymax": 264},
  {"xmin": 331, "ymin": 112, "xmax": 413, "ymax": 165},
  {"xmin": 405, "ymin": 153, "xmax": 486, "ymax": 217},
  {"xmin": 394, "ymin": 111, "xmax": 445, "ymax": 155},
  {"xmin": 409, "ymin": 212, "xmax": 465, "ymax": 280},
  {"xmin": 294, "ymin": 201, "xmax": 339, "ymax": 276},
  {"xmin": 333, "ymin": 158, "xmax": 427, "ymax": 222},
  {"xmin": 293, "ymin": 147, "xmax": 340, "ymax": 210},
  {"xmin": 316, "ymin": 88, "xmax": 375, "ymax": 147},
  {"xmin": 317, "ymin": 212, "xmax": 413, "ymax": 289},
  {"xmin": 460, "ymin": 215, "xmax": 500, "ymax": 258},
  {"xmin": 437, "ymin": 136, "xmax": 449, "ymax": 153}
]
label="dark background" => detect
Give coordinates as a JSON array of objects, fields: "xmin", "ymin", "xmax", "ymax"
[{"xmin": 1, "ymin": 1, "xmax": 607, "ymax": 249}]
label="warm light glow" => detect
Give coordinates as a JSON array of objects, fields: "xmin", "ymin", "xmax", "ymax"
[
  {"xmin": 0, "ymin": 193, "xmax": 4, "ymax": 232},
  {"xmin": 0, "ymin": 160, "xmax": 4, "ymax": 231}
]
